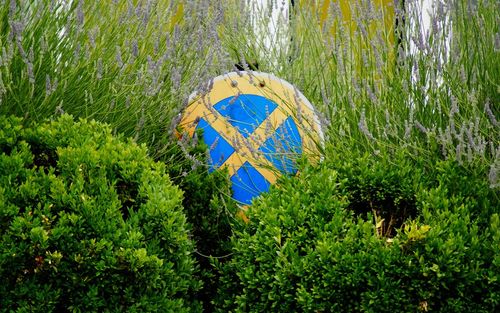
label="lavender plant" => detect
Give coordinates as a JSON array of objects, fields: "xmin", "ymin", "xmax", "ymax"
[
  {"xmin": 219, "ymin": 0, "xmax": 498, "ymax": 189},
  {"xmin": 0, "ymin": 0, "xmax": 496, "ymax": 182},
  {"xmin": 0, "ymin": 0, "xmax": 236, "ymax": 157}
]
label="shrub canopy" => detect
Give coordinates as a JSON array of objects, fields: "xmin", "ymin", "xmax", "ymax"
[
  {"xmin": 216, "ymin": 151, "xmax": 500, "ymax": 312},
  {"xmin": 0, "ymin": 115, "xmax": 201, "ymax": 312}
]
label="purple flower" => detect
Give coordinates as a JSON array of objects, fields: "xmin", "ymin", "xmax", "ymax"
[
  {"xmin": 358, "ymin": 109, "xmax": 375, "ymax": 141},
  {"xmin": 485, "ymin": 101, "xmax": 498, "ymax": 127}
]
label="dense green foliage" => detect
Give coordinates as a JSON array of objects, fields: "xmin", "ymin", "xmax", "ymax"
[
  {"xmin": 212, "ymin": 2, "xmax": 500, "ymax": 309},
  {"xmin": 160, "ymin": 131, "xmax": 239, "ymax": 258},
  {"xmin": 159, "ymin": 132, "xmax": 241, "ymax": 311},
  {"xmin": 0, "ymin": 115, "xmax": 201, "ymax": 312},
  {"xmin": 0, "ymin": 0, "xmax": 498, "ymax": 311},
  {"xmin": 216, "ymin": 150, "xmax": 500, "ymax": 312}
]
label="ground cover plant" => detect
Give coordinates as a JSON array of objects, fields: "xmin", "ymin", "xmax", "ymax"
[{"xmin": 0, "ymin": 115, "xmax": 200, "ymax": 311}]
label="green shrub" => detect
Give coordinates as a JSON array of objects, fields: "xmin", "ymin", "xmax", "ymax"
[
  {"xmin": 159, "ymin": 131, "xmax": 240, "ymax": 258},
  {"xmin": 0, "ymin": 115, "xmax": 201, "ymax": 312},
  {"xmin": 325, "ymin": 149, "xmax": 423, "ymax": 237},
  {"xmin": 158, "ymin": 132, "xmax": 241, "ymax": 312},
  {"xmin": 324, "ymin": 145, "xmax": 498, "ymax": 234},
  {"xmin": 215, "ymin": 154, "xmax": 499, "ymax": 312}
]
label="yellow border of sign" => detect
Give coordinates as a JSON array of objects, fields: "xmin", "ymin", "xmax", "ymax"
[{"xmin": 178, "ymin": 71, "xmax": 324, "ymax": 184}]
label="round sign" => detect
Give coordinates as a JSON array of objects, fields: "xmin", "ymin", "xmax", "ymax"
[{"xmin": 178, "ymin": 71, "xmax": 323, "ymax": 205}]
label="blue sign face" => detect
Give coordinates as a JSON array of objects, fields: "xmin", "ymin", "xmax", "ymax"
[
  {"xmin": 179, "ymin": 72, "xmax": 323, "ymax": 209},
  {"xmin": 195, "ymin": 93, "xmax": 303, "ymax": 205}
]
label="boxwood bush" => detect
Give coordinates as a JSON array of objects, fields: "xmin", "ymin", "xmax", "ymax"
[
  {"xmin": 0, "ymin": 115, "xmax": 201, "ymax": 312},
  {"xmin": 158, "ymin": 132, "xmax": 241, "ymax": 312},
  {"xmin": 215, "ymin": 151, "xmax": 499, "ymax": 312}
]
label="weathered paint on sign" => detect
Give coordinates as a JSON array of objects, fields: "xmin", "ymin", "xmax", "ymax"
[{"xmin": 178, "ymin": 71, "xmax": 323, "ymax": 205}]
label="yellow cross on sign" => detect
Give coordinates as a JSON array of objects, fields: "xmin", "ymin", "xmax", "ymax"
[{"xmin": 178, "ymin": 71, "xmax": 323, "ymax": 205}]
